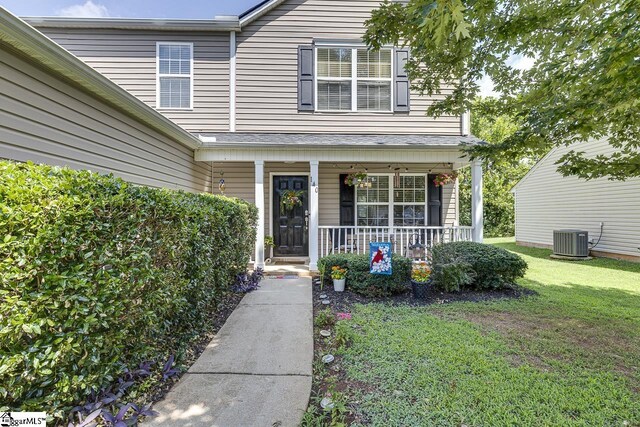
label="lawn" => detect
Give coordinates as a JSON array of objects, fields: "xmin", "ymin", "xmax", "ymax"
[{"xmin": 324, "ymin": 239, "xmax": 640, "ymax": 426}]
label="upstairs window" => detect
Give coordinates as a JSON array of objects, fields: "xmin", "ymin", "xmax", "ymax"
[
  {"xmin": 316, "ymin": 47, "xmax": 392, "ymax": 112},
  {"xmin": 157, "ymin": 43, "xmax": 193, "ymax": 109}
]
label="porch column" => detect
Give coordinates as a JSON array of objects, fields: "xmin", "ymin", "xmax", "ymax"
[
  {"xmin": 254, "ymin": 160, "xmax": 265, "ymax": 269},
  {"xmin": 471, "ymin": 159, "xmax": 484, "ymax": 243},
  {"xmin": 309, "ymin": 160, "xmax": 319, "ymax": 271}
]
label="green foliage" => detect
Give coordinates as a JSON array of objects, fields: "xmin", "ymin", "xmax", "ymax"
[
  {"xmin": 316, "ymin": 254, "xmax": 351, "ymax": 283},
  {"xmin": 431, "ymin": 242, "xmax": 527, "ymax": 290},
  {"xmin": 431, "ymin": 261, "xmax": 475, "ymax": 292},
  {"xmin": 314, "ymin": 308, "xmax": 335, "ymax": 329},
  {"xmin": 317, "ymin": 253, "xmax": 412, "ymax": 297},
  {"xmin": 364, "ymin": 0, "xmax": 640, "ymax": 179},
  {"xmin": 459, "ymin": 98, "xmax": 537, "ymax": 237},
  {"xmin": 333, "ymin": 239, "xmax": 640, "ymax": 425},
  {"xmin": 0, "ymin": 161, "xmax": 257, "ymax": 418}
]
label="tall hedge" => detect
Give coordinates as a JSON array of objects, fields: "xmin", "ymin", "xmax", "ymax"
[{"xmin": 0, "ymin": 161, "xmax": 257, "ymax": 417}]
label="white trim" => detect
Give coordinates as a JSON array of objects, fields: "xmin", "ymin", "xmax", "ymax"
[
  {"xmin": 315, "ymin": 46, "xmax": 393, "ymax": 113},
  {"xmin": 24, "ymin": 16, "xmax": 240, "ymax": 31},
  {"xmin": 461, "ymin": 110, "xmax": 471, "ymax": 135},
  {"xmin": 471, "ymin": 160, "xmax": 484, "ymax": 243},
  {"xmin": 268, "ymin": 171, "xmax": 312, "ymax": 259},
  {"xmin": 239, "ymin": 0, "xmax": 285, "ymax": 26},
  {"xmin": 309, "ymin": 161, "xmax": 319, "ymax": 270},
  {"xmin": 354, "ymin": 173, "xmax": 429, "ymax": 228},
  {"xmin": 195, "ymin": 148, "xmax": 468, "ymax": 163},
  {"xmin": 0, "ymin": 8, "xmax": 200, "ymax": 150},
  {"xmin": 229, "ymin": 31, "xmax": 237, "ymax": 132},
  {"xmin": 156, "ymin": 42, "xmax": 194, "ymax": 111},
  {"xmin": 255, "ymin": 160, "xmax": 265, "ymax": 269}
]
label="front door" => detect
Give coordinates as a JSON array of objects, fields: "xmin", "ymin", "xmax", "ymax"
[{"xmin": 273, "ymin": 176, "xmax": 309, "ymax": 257}]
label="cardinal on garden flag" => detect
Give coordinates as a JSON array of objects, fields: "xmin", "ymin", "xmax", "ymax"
[
  {"xmin": 371, "ymin": 248, "xmax": 384, "ymax": 268},
  {"xmin": 369, "ymin": 242, "xmax": 392, "ymax": 275}
]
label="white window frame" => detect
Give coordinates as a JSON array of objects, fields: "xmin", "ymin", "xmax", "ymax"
[
  {"xmin": 314, "ymin": 46, "xmax": 393, "ymax": 113},
  {"xmin": 355, "ymin": 174, "xmax": 429, "ymax": 227},
  {"xmin": 156, "ymin": 42, "xmax": 194, "ymax": 111}
]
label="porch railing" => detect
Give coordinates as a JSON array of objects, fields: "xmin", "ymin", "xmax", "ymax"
[{"xmin": 318, "ymin": 225, "xmax": 474, "ymax": 260}]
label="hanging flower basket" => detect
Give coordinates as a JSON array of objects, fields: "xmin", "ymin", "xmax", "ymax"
[
  {"xmin": 433, "ymin": 172, "xmax": 458, "ymax": 187},
  {"xmin": 344, "ymin": 172, "xmax": 369, "ymax": 187},
  {"xmin": 280, "ymin": 189, "xmax": 304, "ymax": 212}
]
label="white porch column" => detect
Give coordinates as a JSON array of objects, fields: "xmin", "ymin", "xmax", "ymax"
[
  {"xmin": 471, "ymin": 160, "xmax": 484, "ymax": 243},
  {"xmin": 309, "ymin": 160, "xmax": 319, "ymax": 271},
  {"xmin": 254, "ymin": 160, "xmax": 265, "ymax": 269}
]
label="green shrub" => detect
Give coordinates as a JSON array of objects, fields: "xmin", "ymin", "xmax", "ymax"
[
  {"xmin": 0, "ymin": 161, "xmax": 257, "ymax": 418},
  {"xmin": 317, "ymin": 253, "xmax": 411, "ymax": 297},
  {"xmin": 431, "ymin": 262, "xmax": 475, "ymax": 292},
  {"xmin": 431, "ymin": 241, "xmax": 527, "ymax": 291}
]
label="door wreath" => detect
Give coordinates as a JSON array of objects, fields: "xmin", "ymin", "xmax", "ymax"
[{"xmin": 280, "ymin": 189, "xmax": 304, "ymax": 212}]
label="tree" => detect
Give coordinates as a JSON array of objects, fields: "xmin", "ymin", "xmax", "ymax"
[
  {"xmin": 364, "ymin": 0, "xmax": 640, "ymax": 180},
  {"xmin": 459, "ymin": 98, "xmax": 536, "ymax": 237}
]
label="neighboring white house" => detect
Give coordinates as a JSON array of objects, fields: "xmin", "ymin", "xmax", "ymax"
[{"xmin": 513, "ymin": 138, "xmax": 640, "ymax": 262}]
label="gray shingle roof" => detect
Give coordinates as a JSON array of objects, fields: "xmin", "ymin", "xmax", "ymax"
[{"xmin": 196, "ymin": 133, "xmax": 484, "ymax": 148}]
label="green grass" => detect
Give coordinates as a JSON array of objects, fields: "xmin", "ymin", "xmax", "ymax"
[{"xmin": 339, "ymin": 239, "xmax": 640, "ymax": 426}]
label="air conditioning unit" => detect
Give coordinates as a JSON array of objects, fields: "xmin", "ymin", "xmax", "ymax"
[{"xmin": 553, "ymin": 230, "xmax": 589, "ymax": 258}]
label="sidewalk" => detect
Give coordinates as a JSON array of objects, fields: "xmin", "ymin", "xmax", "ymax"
[{"xmin": 148, "ymin": 277, "xmax": 313, "ymax": 427}]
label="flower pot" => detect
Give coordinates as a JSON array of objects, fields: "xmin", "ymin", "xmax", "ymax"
[
  {"xmin": 411, "ymin": 280, "xmax": 430, "ymax": 299},
  {"xmin": 333, "ymin": 278, "xmax": 346, "ymax": 292}
]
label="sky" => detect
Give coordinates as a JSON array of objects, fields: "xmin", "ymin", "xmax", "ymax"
[
  {"xmin": 1, "ymin": 0, "xmax": 533, "ymax": 96},
  {"xmin": 1, "ymin": 0, "xmax": 259, "ymax": 18}
]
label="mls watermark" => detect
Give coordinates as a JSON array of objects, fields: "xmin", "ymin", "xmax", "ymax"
[{"xmin": 0, "ymin": 412, "xmax": 47, "ymax": 427}]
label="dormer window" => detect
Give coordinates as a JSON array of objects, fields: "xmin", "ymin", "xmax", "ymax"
[
  {"xmin": 315, "ymin": 47, "xmax": 393, "ymax": 112},
  {"xmin": 156, "ymin": 42, "xmax": 193, "ymax": 110}
]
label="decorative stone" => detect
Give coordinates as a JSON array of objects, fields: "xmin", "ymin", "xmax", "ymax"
[
  {"xmin": 319, "ymin": 329, "xmax": 331, "ymax": 337},
  {"xmin": 321, "ymin": 299, "xmax": 331, "ymax": 305},
  {"xmin": 322, "ymin": 354, "xmax": 335, "ymax": 364},
  {"xmin": 320, "ymin": 397, "xmax": 335, "ymax": 410},
  {"xmin": 319, "ymin": 293, "xmax": 328, "ymax": 299}
]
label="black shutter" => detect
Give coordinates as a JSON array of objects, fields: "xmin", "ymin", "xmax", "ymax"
[
  {"xmin": 339, "ymin": 174, "xmax": 355, "ymax": 226},
  {"xmin": 427, "ymin": 174, "xmax": 442, "ymax": 226},
  {"xmin": 298, "ymin": 45, "xmax": 314, "ymax": 111},
  {"xmin": 393, "ymin": 49, "xmax": 410, "ymax": 112}
]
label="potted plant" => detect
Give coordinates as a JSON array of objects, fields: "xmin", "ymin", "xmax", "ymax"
[
  {"xmin": 264, "ymin": 235, "xmax": 275, "ymax": 263},
  {"xmin": 433, "ymin": 172, "xmax": 458, "ymax": 187},
  {"xmin": 331, "ymin": 266, "xmax": 347, "ymax": 292},
  {"xmin": 411, "ymin": 262, "xmax": 432, "ymax": 299}
]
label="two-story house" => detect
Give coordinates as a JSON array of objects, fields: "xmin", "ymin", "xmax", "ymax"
[{"xmin": 0, "ymin": 0, "xmax": 484, "ymax": 271}]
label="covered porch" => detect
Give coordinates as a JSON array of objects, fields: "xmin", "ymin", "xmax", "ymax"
[{"xmin": 195, "ymin": 134, "xmax": 484, "ymax": 271}]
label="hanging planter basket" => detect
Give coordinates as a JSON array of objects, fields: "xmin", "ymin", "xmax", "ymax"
[
  {"xmin": 344, "ymin": 172, "xmax": 370, "ymax": 187},
  {"xmin": 280, "ymin": 189, "xmax": 304, "ymax": 212},
  {"xmin": 433, "ymin": 172, "xmax": 458, "ymax": 187}
]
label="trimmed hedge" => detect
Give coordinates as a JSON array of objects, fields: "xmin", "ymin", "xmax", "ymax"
[
  {"xmin": 0, "ymin": 161, "xmax": 257, "ymax": 418},
  {"xmin": 431, "ymin": 241, "xmax": 527, "ymax": 291},
  {"xmin": 317, "ymin": 253, "xmax": 412, "ymax": 297}
]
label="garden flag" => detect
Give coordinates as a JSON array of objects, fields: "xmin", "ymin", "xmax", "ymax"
[{"xmin": 370, "ymin": 242, "xmax": 392, "ymax": 275}]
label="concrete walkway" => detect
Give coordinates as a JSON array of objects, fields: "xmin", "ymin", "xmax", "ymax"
[{"xmin": 149, "ymin": 277, "xmax": 313, "ymax": 427}]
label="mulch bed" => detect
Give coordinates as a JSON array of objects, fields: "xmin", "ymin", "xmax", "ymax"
[{"xmin": 312, "ymin": 279, "xmax": 536, "ymax": 313}]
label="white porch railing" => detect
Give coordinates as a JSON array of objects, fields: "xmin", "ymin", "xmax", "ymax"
[{"xmin": 318, "ymin": 226, "xmax": 474, "ymax": 260}]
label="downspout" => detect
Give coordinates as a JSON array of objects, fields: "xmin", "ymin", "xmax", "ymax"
[{"xmin": 229, "ymin": 30, "xmax": 237, "ymax": 132}]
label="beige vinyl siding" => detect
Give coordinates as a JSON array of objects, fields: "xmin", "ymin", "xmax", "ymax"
[
  {"xmin": 0, "ymin": 45, "xmax": 210, "ymax": 192},
  {"xmin": 37, "ymin": 28, "xmax": 230, "ymax": 133},
  {"xmin": 236, "ymin": 0, "xmax": 461, "ymax": 134},
  {"xmin": 514, "ymin": 139, "xmax": 640, "ymax": 258},
  {"xmin": 209, "ymin": 161, "xmax": 457, "ymax": 233}
]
